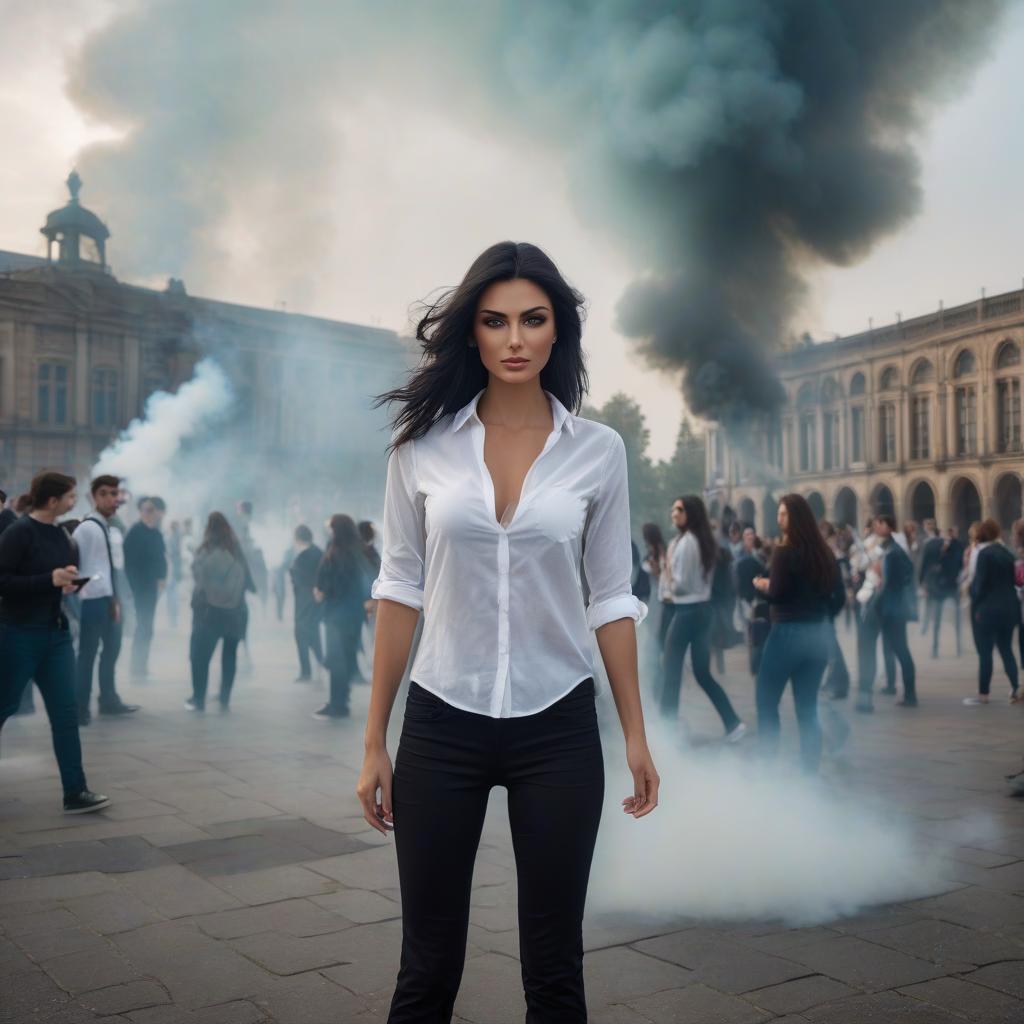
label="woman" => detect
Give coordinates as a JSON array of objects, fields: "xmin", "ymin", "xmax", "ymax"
[
  {"xmin": 0, "ymin": 471, "xmax": 109, "ymax": 812},
  {"xmin": 357, "ymin": 241, "xmax": 658, "ymax": 1021},
  {"xmin": 186, "ymin": 512, "xmax": 254, "ymax": 712},
  {"xmin": 313, "ymin": 513, "xmax": 372, "ymax": 719},
  {"xmin": 640, "ymin": 521, "xmax": 668, "ymax": 695},
  {"xmin": 963, "ymin": 518, "xmax": 1020, "ymax": 705},
  {"xmin": 753, "ymin": 493, "xmax": 844, "ymax": 773},
  {"xmin": 660, "ymin": 494, "xmax": 745, "ymax": 741}
]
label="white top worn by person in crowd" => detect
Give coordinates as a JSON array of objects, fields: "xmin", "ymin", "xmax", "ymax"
[
  {"xmin": 668, "ymin": 531, "xmax": 711, "ymax": 604},
  {"xmin": 72, "ymin": 516, "xmax": 125, "ymax": 600},
  {"xmin": 371, "ymin": 387, "xmax": 647, "ymax": 718}
]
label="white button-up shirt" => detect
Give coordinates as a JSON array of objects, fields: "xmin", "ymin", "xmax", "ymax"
[
  {"xmin": 72, "ymin": 516, "xmax": 125, "ymax": 601},
  {"xmin": 371, "ymin": 387, "xmax": 647, "ymax": 718}
]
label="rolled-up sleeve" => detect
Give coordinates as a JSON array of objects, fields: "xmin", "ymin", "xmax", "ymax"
[
  {"xmin": 370, "ymin": 440, "xmax": 426, "ymax": 611},
  {"xmin": 582, "ymin": 432, "xmax": 648, "ymax": 631}
]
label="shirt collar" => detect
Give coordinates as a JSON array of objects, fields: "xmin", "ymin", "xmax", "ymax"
[{"xmin": 449, "ymin": 388, "xmax": 575, "ymax": 438}]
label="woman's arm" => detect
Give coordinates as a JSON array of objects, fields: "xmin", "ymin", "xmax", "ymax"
[{"xmin": 670, "ymin": 534, "xmax": 703, "ymax": 598}]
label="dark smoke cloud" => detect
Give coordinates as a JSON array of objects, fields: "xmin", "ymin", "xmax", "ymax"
[{"xmin": 67, "ymin": 1, "xmax": 1006, "ymax": 424}]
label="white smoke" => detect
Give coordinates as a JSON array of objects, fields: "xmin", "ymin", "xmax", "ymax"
[
  {"xmin": 92, "ymin": 357, "xmax": 234, "ymax": 501},
  {"xmin": 589, "ymin": 721, "xmax": 945, "ymax": 926}
]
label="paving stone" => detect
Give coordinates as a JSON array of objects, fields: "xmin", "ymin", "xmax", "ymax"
[
  {"xmin": 962, "ymin": 960, "xmax": 1024, "ymax": 1000},
  {"xmin": 204, "ymin": 818, "xmax": 371, "ymax": 857},
  {"xmin": 632, "ymin": 930, "xmax": 809, "ymax": 993},
  {"xmin": 902, "ymin": 888, "xmax": 1024, "ymax": 930},
  {"xmin": 41, "ymin": 943, "xmax": 142, "ymax": 994},
  {"xmin": 207, "ymin": 865, "xmax": 337, "ymax": 905},
  {"xmin": 79, "ymin": 979, "xmax": 171, "ymax": 1015},
  {"xmin": 746, "ymin": 975, "xmax": 857, "ymax": 1015},
  {"xmin": 161, "ymin": 834, "xmax": 322, "ymax": 876},
  {"xmin": 195, "ymin": 897, "xmax": 352, "ymax": 939},
  {"xmin": 10, "ymin": 836, "xmax": 173, "ymax": 877},
  {"xmin": 308, "ymin": 889, "xmax": 400, "ymax": 924},
  {"xmin": 304, "ymin": 846, "xmax": 400, "ymax": 890},
  {"xmin": 119, "ymin": 865, "xmax": 243, "ymax": 918},
  {"xmin": 781, "ymin": 934, "xmax": 947, "ymax": 991},
  {"xmin": 626, "ymin": 982, "xmax": 770, "ymax": 1023},
  {"xmin": 950, "ymin": 845, "xmax": 1022, "ymax": 868},
  {"xmin": 449, "ymin": 951, "xmax": 526, "ymax": 1024},
  {"xmin": 899, "ymin": 976, "xmax": 1024, "ymax": 1022},
  {"xmin": 802, "ymin": 990, "xmax": 965, "ymax": 1022},
  {"xmin": 0, "ymin": 871, "xmax": 117, "ymax": 904},
  {"xmin": 110, "ymin": 920, "xmax": 274, "ymax": 1010},
  {"xmin": 12, "ymin": 923, "xmax": 109, "ymax": 961},
  {"xmin": 316, "ymin": 919, "xmax": 405, "ymax": 995},
  {"xmin": 738, "ymin": 926, "xmax": 844, "ymax": 955},
  {"xmin": 583, "ymin": 946, "xmax": 694, "ymax": 1007},
  {"xmin": 867, "ymin": 918, "xmax": 1024, "ymax": 969},
  {"xmin": 64, "ymin": 889, "xmax": 165, "ymax": 934},
  {"xmin": 0, "ymin": 905, "xmax": 79, "ymax": 936},
  {"xmin": 232, "ymin": 929, "xmax": 367, "ymax": 975},
  {"xmin": 251, "ymin": 971, "xmax": 367, "ymax": 1023}
]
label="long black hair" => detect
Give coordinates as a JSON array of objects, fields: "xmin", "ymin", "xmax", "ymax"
[
  {"xmin": 679, "ymin": 495, "xmax": 717, "ymax": 577},
  {"xmin": 777, "ymin": 493, "xmax": 835, "ymax": 593},
  {"xmin": 325, "ymin": 513, "xmax": 365, "ymax": 574},
  {"xmin": 374, "ymin": 241, "xmax": 588, "ymax": 453}
]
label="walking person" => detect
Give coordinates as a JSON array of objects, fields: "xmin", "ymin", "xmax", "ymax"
[
  {"xmin": 639, "ymin": 522, "xmax": 669, "ymax": 696},
  {"xmin": 963, "ymin": 519, "xmax": 1020, "ymax": 705},
  {"xmin": 185, "ymin": 513, "xmax": 255, "ymax": 712},
  {"xmin": 0, "ymin": 471, "xmax": 110, "ymax": 813},
  {"xmin": 73, "ymin": 475, "xmax": 140, "ymax": 724},
  {"xmin": 920, "ymin": 524, "xmax": 963, "ymax": 657},
  {"xmin": 124, "ymin": 496, "xmax": 167, "ymax": 680},
  {"xmin": 356, "ymin": 243, "xmax": 659, "ymax": 1022},
  {"xmin": 735, "ymin": 528, "xmax": 771, "ymax": 677},
  {"xmin": 753, "ymin": 494, "xmax": 845, "ymax": 773},
  {"xmin": 660, "ymin": 495, "xmax": 745, "ymax": 741},
  {"xmin": 289, "ymin": 524, "xmax": 324, "ymax": 682},
  {"xmin": 313, "ymin": 515, "xmax": 372, "ymax": 719}
]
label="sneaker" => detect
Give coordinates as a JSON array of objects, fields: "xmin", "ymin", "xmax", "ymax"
[
  {"xmin": 184, "ymin": 698, "xmax": 205, "ymax": 712},
  {"xmin": 725, "ymin": 722, "xmax": 747, "ymax": 744},
  {"xmin": 312, "ymin": 704, "xmax": 349, "ymax": 720},
  {"xmin": 1010, "ymin": 692, "xmax": 1022, "ymax": 705},
  {"xmin": 64, "ymin": 790, "xmax": 111, "ymax": 814},
  {"xmin": 98, "ymin": 702, "xmax": 141, "ymax": 716},
  {"xmin": 880, "ymin": 686, "xmax": 897, "ymax": 696},
  {"xmin": 897, "ymin": 698, "xmax": 919, "ymax": 708},
  {"xmin": 962, "ymin": 697, "xmax": 989, "ymax": 706}
]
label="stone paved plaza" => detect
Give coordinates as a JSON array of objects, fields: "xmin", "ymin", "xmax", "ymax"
[{"xmin": 2, "ymin": 608, "xmax": 1023, "ymax": 1024}]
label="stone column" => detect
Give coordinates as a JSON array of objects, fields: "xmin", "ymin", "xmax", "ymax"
[{"xmin": 74, "ymin": 325, "xmax": 89, "ymax": 427}]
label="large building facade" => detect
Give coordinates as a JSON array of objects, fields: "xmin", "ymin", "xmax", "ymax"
[
  {"xmin": 705, "ymin": 289, "xmax": 1024, "ymax": 539},
  {"xmin": 0, "ymin": 174, "xmax": 413, "ymax": 517}
]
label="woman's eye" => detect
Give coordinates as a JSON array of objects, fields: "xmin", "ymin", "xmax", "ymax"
[
  {"xmin": 524, "ymin": 316, "xmax": 546, "ymax": 327},
  {"xmin": 485, "ymin": 318, "xmax": 504, "ymax": 329}
]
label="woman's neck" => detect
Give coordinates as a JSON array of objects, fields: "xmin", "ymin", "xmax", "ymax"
[
  {"xmin": 477, "ymin": 377, "xmax": 549, "ymax": 429},
  {"xmin": 30, "ymin": 509, "xmax": 57, "ymax": 525}
]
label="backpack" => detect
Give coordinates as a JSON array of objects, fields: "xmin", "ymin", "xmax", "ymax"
[{"xmin": 197, "ymin": 548, "xmax": 246, "ymax": 609}]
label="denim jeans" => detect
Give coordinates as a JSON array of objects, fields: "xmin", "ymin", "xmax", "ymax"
[
  {"xmin": 972, "ymin": 611, "xmax": 1019, "ymax": 695},
  {"xmin": 76, "ymin": 596, "xmax": 123, "ymax": 712},
  {"xmin": 0, "ymin": 624, "xmax": 87, "ymax": 796},
  {"xmin": 294, "ymin": 609, "xmax": 323, "ymax": 678},
  {"xmin": 755, "ymin": 619, "xmax": 829, "ymax": 773},
  {"xmin": 388, "ymin": 678, "xmax": 603, "ymax": 1023},
  {"xmin": 190, "ymin": 614, "xmax": 240, "ymax": 708},
  {"xmin": 324, "ymin": 614, "xmax": 361, "ymax": 713},
  {"xmin": 131, "ymin": 585, "xmax": 158, "ymax": 676},
  {"xmin": 660, "ymin": 601, "xmax": 741, "ymax": 733},
  {"xmin": 823, "ymin": 618, "xmax": 850, "ymax": 698},
  {"xmin": 931, "ymin": 592, "xmax": 962, "ymax": 656}
]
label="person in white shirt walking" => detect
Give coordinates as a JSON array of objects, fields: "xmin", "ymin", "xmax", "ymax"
[
  {"xmin": 356, "ymin": 241, "xmax": 659, "ymax": 1023},
  {"xmin": 73, "ymin": 475, "xmax": 140, "ymax": 725},
  {"xmin": 659, "ymin": 495, "xmax": 746, "ymax": 741}
]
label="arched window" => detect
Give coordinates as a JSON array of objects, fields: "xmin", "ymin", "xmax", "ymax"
[
  {"xmin": 821, "ymin": 377, "xmax": 840, "ymax": 403},
  {"xmin": 796, "ymin": 381, "xmax": 816, "ymax": 406},
  {"xmin": 91, "ymin": 368, "xmax": 119, "ymax": 428},
  {"xmin": 953, "ymin": 349, "xmax": 977, "ymax": 377},
  {"xmin": 996, "ymin": 339, "xmax": 1021, "ymax": 370},
  {"xmin": 849, "ymin": 372, "xmax": 866, "ymax": 396},
  {"xmin": 879, "ymin": 366, "xmax": 899, "ymax": 391},
  {"xmin": 910, "ymin": 359, "xmax": 934, "ymax": 386}
]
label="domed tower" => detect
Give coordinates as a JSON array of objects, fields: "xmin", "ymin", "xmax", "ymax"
[{"xmin": 40, "ymin": 170, "xmax": 110, "ymax": 271}]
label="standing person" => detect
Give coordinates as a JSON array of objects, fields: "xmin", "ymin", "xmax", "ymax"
[
  {"xmin": 917, "ymin": 519, "xmax": 940, "ymax": 637},
  {"xmin": 639, "ymin": 522, "xmax": 668, "ymax": 695},
  {"xmin": 819, "ymin": 521, "xmax": 851, "ymax": 700},
  {"xmin": 185, "ymin": 513, "xmax": 254, "ymax": 712},
  {"xmin": 752, "ymin": 494, "xmax": 844, "ymax": 773},
  {"xmin": 921, "ymin": 526, "xmax": 964, "ymax": 657},
  {"xmin": 73, "ymin": 475, "xmax": 140, "ymax": 724},
  {"xmin": 657, "ymin": 507, "xmax": 683, "ymax": 653},
  {"xmin": 0, "ymin": 488, "xmax": 16, "ymax": 535},
  {"xmin": 313, "ymin": 515, "xmax": 372, "ymax": 719},
  {"xmin": 356, "ymin": 243, "xmax": 659, "ymax": 1021},
  {"xmin": 236, "ymin": 500, "xmax": 268, "ymax": 616},
  {"xmin": 123, "ymin": 496, "xmax": 167, "ymax": 680},
  {"xmin": 289, "ymin": 525, "xmax": 324, "ymax": 682},
  {"xmin": 357, "ymin": 521, "xmax": 383, "ymax": 683},
  {"xmin": 660, "ymin": 494, "xmax": 745, "ymax": 741},
  {"xmin": 865, "ymin": 514, "xmax": 918, "ymax": 708},
  {"xmin": 0, "ymin": 471, "xmax": 110, "ymax": 812},
  {"xmin": 963, "ymin": 519, "xmax": 1020, "ymax": 705},
  {"xmin": 735, "ymin": 528, "xmax": 770, "ymax": 677}
]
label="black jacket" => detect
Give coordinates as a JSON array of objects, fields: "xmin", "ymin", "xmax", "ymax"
[
  {"xmin": 919, "ymin": 535, "xmax": 963, "ymax": 597},
  {"xmin": 124, "ymin": 522, "xmax": 168, "ymax": 594},
  {"xmin": 970, "ymin": 543, "xmax": 1020, "ymax": 625}
]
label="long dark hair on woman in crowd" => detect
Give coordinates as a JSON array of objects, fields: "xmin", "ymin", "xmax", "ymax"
[
  {"xmin": 198, "ymin": 512, "xmax": 244, "ymax": 562},
  {"xmin": 679, "ymin": 495, "xmax": 717, "ymax": 577},
  {"xmin": 373, "ymin": 241, "xmax": 589, "ymax": 454},
  {"xmin": 642, "ymin": 522, "xmax": 667, "ymax": 563},
  {"xmin": 777, "ymin": 493, "xmax": 835, "ymax": 593},
  {"xmin": 325, "ymin": 514, "xmax": 365, "ymax": 574}
]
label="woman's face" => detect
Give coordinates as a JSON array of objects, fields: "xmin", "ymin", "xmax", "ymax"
[
  {"xmin": 472, "ymin": 278, "xmax": 556, "ymax": 386},
  {"xmin": 777, "ymin": 502, "xmax": 789, "ymax": 536},
  {"xmin": 671, "ymin": 501, "xmax": 687, "ymax": 530}
]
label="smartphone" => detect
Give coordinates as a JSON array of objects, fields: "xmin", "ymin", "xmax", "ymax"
[{"xmin": 71, "ymin": 577, "xmax": 92, "ymax": 592}]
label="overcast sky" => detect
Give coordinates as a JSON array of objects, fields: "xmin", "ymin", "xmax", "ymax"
[{"xmin": 2, "ymin": 1, "xmax": 1021, "ymax": 461}]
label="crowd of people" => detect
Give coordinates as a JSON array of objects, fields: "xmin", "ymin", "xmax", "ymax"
[
  {"xmin": 0, "ymin": 471, "xmax": 380, "ymax": 813},
  {"xmin": 635, "ymin": 494, "xmax": 1024, "ymax": 774}
]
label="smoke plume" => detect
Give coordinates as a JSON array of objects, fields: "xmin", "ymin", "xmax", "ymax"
[{"xmin": 65, "ymin": 1, "xmax": 1006, "ymax": 425}]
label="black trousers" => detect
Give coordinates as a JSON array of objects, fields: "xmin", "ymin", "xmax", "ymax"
[
  {"xmin": 76, "ymin": 597, "xmax": 123, "ymax": 711},
  {"xmin": 131, "ymin": 586, "xmax": 158, "ymax": 676},
  {"xmin": 189, "ymin": 610, "xmax": 240, "ymax": 707},
  {"xmin": 972, "ymin": 611, "xmax": 1019, "ymax": 695},
  {"xmin": 324, "ymin": 614, "xmax": 361, "ymax": 713},
  {"xmin": 294, "ymin": 608, "xmax": 323, "ymax": 677},
  {"xmin": 388, "ymin": 678, "xmax": 604, "ymax": 1023}
]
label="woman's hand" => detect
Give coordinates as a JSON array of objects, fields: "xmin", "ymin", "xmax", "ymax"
[
  {"xmin": 356, "ymin": 746, "xmax": 395, "ymax": 835},
  {"xmin": 622, "ymin": 736, "xmax": 659, "ymax": 819},
  {"xmin": 313, "ymin": 587, "xmax": 324, "ymax": 603},
  {"xmin": 52, "ymin": 565, "xmax": 78, "ymax": 594},
  {"xmin": 752, "ymin": 576, "xmax": 770, "ymax": 593}
]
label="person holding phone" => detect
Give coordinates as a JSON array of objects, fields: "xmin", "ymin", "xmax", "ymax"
[{"xmin": 0, "ymin": 471, "xmax": 110, "ymax": 813}]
